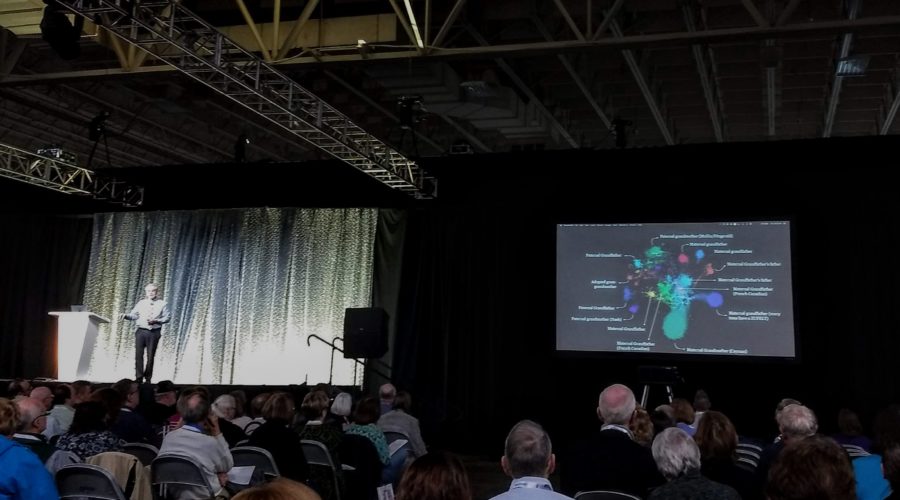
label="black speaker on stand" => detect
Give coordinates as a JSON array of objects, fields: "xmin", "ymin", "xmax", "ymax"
[{"xmin": 343, "ymin": 307, "xmax": 388, "ymax": 358}]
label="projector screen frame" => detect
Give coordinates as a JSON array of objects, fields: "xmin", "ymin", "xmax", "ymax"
[{"xmin": 554, "ymin": 217, "xmax": 801, "ymax": 364}]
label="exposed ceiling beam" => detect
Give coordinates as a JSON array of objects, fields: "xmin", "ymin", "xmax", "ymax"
[
  {"xmin": 387, "ymin": 0, "xmax": 423, "ymax": 51},
  {"xmin": 741, "ymin": 0, "xmax": 769, "ymax": 28},
  {"xmin": 776, "ymin": 0, "xmax": 804, "ymax": 27},
  {"xmin": 682, "ymin": 4, "xmax": 724, "ymax": 143},
  {"xmin": 552, "ymin": 0, "xmax": 585, "ymax": 41},
  {"xmin": 880, "ymin": 79, "xmax": 900, "ymax": 135},
  {"xmin": 275, "ymin": 0, "xmax": 319, "ymax": 59},
  {"xmin": 609, "ymin": 20, "xmax": 675, "ymax": 145},
  {"xmin": 468, "ymin": 27, "xmax": 579, "ymax": 148},
  {"xmin": 57, "ymin": 0, "xmax": 430, "ymax": 197},
  {"xmin": 533, "ymin": 17, "xmax": 611, "ymax": 135},
  {"xmin": 6, "ymin": 16, "xmax": 900, "ymax": 83},
  {"xmin": 823, "ymin": 0, "xmax": 860, "ymax": 138},
  {"xmin": 592, "ymin": 0, "xmax": 624, "ymax": 40},
  {"xmin": 431, "ymin": 0, "xmax": 466, "ymax": 49},
  {"xmin": 235, "ymin": 0, "xmax": 273, "ymax": 61}
]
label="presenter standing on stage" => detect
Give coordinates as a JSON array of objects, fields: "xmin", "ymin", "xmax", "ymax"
[{"xmin": 123, "ymin": 283, "xmax": 170, "ymax": 384}]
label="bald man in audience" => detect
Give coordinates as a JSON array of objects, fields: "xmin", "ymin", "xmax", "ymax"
[
  {"xmin": 29, "ymin": 386, "xmax": 54, "ymax": 411},
  {"xmin": 491, "ymin": 420, "xmax": 572, "ymax": 500},
  {"xmin": 562, "ymin": 383, "xmax": 664, "ymax": 497},
  {"xmin": 13, "ymin": 397, "xmax": 56, "ymax": 463}
]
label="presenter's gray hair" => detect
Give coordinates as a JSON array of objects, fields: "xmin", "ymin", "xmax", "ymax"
[{"xmin": 652, "ymin": 427, "xmax": 701, "ymax": 480}]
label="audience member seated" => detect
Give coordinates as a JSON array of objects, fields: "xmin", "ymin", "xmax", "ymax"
[
  {"xmin": 652, "ymin": 407, "xmax": 677, "ymax": 437},
  {"xmin": 379, "ymin": 383, "xmax": 397, "ymax": 416},
  {"xmin": 44, "ymin": 381, "xmax": 90, "ymax": 439},
  {"xmin": 142, "ymin": 380, "xmax": 178, "ymax": 428},
  {"xmin": 56, "ymin": 400, "xmax": 126, "ymax": 459},
  {"xmin": 649, "ymin": 427, "xmax": 740, "ymax": 500},
  {"xmin": 560, "ymin": 384, "xmax": 664, "ymax": 497},
  {"xmin": 347, "ymin": 397, "xmax": 391, "ymax": 467},
  {"xmin": 630, "ymin": 406, "xmax": 655, "ymax": 448},
  {"xmin": 29, "ymin": 386, "xmax": 54, "ymax": 412},
  {"xmin": 159, "ymin": 387, "xmax": 234, "ymax": 500},
  {"xmin": 91, "ymin": 387, "xmax": 125, "ymax": 428},
  {"xmin": 882, "ymin": 445, "xmax": 900, "ymax": 500},
  {"xmin": 6, "ymin": 378, "xmax": 32, "ymax": 399},
  {"xmin": 247, "ymin": 391, "xmax": 309, "ymax": 483},
  {"xmin": 0, "ymin": 397, "xmax": 60, "ymax": 498},
  {"xmin": 230, "ymin": 390, "xmax": 252, "ymax": 431},
  {"xmin": 765, "ymin": 434, "xmax": 855, "ymax": 500},
  {"xmin": 832, "ymin": 408, "xmax": 873, "ymax": 453},
  {"xmin": 299, "ymin": 390, "xmax": 344, "ymax": 500},
  {"xmin": 854, "ymin": 404, "xmax": 900, "ymax": 500},
  {"xmin": 378, "ymin": 390, "xmax": 427, "ymax": 458},
  {"xmin": 489, "ymin": 420, "xmax": 572, "ymax": 500},
  {"xmin": 244, "ymin": 392, "xmax": 272, "ymax": 435},
  {"xmin": 561, "ymin": 383, "xmax": 664, "ymax": 497},
  {"xmin": 756, "ymin": 403, "xmax": 817, "ymax": 487},
  {"xmin": 212, "ymin": 394, "xmax": 249, "ymax": 447},
  {"xmin": 396, "ymin": 451, "xmax": 473, "ymax": 500},
  {"xmin": 693, "ymin": 390, "xmax": 712, "ymax": 427},
  {"xmin": 329, "ymin": 392, "xmax": 353, "ymax": 431},
  {"xmin": 694, "ymin": 411, "xmax": 758, "ymax": 500},
  {"xmin": 671, "ymin": 398, "xmax": 697, "ymax": 437},
  {"xmin": 12, "ymin": 396, "xmax": 56, "ymax": 463},
  {"xmin": 771, "ymin": 399, "xmax": 803, "ymax": 442},
  {"xmin": 232, "ymin": 477, "xmax": 322, "ymax": 500},
  {"xmin": 111, "ymin": 378, "xmax": 158, "ymax": 446}
]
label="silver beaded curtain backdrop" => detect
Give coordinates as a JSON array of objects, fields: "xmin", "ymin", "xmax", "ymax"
[{"xmin": 82, "ymin": 207, "xmax": 378, "ymax": 385}]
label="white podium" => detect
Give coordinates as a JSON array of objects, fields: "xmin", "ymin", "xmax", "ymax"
[{"xmin": 48, "ymin": 311, "xmax": 109, "ymax": 380}]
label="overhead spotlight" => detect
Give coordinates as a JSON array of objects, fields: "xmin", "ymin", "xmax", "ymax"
[
  {"xmin": 357, "ymin": 39, "xmax": 372, "ymax": 58},
  {"xmin": 40, "ymin": 0, "xmax": 85, "ymax": 60},
  {"xmin": 235, "ymin": 134, "xmax": 250, "ymax": 163}
]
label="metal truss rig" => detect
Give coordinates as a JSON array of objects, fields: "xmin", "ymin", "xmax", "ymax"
[
  {"xmin": 0, "ymin": 142, "xmax": 144, "ymax": 206},
  {"xmin": 56, "ymin": 0, "xmax": 431, "ymax": 199}
]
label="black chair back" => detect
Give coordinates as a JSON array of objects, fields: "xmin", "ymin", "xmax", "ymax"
[
  {"xmin": 232, "ymin": 446, "xmax": 281, "ymax": 476},
  {"xmin": 150, "ymin": 453, "xmax": 216, "ymax": 500},
  {"xmin": 123, "ymin": 442, "xmax": 159, "ymax": 466},
  {"xmin": 56, "ymin": 463, "xmax": 129, "ymax": 500}
]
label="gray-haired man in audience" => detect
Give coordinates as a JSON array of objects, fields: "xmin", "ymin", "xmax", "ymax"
[
  {"xmin": 562, "ymin": 383, "xmax": 664, "ymax": 496},
  {"xmin": 649, "ymin": 427, "xmax": 739, "ymax": 500},
  {"xmin": 491, "ymin": 420, "xmax": 572, "ymax": 500}
]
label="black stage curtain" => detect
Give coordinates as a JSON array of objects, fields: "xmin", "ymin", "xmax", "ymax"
[
  {"xmin": 392, "ymin": 184, "xmax": 900, "ymax": 454},
  {"xmin": 0, "ymin": 214, "xmax": 93, "ymax": 379}
]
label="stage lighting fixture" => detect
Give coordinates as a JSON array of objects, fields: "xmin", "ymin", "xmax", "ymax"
[{"xmin": 40, "ymin": 0, "xmax": 84, "ymax": 60}]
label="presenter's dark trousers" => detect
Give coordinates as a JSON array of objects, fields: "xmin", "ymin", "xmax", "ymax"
[{"xmin": 135, "ymin": 327, "xmax": 161, "ymax": 383}]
